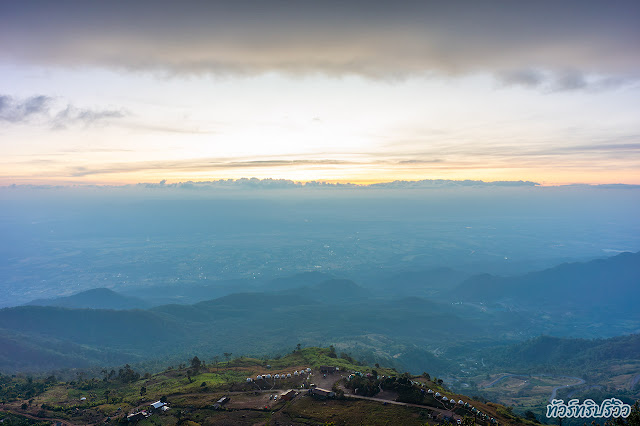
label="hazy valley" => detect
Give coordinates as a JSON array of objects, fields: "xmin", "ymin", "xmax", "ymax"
[{"xmin": 1, "ymin": 183, "xmax": 639, "ymax": 424}]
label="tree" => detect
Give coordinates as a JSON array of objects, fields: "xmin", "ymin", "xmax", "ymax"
[
  {"xmin": 140, "ymin": 386, "xmax": 147, "ymax": 397},
  {"xmin": 328, "ymin": 345, "xmax": 337, "ymax": 358},
  {"xmin": 213, "ymin": 356, "xmax": 220, "ymax": 372},
  {"xmin": 296, "ymin": 343, "xmax": 302, "ymax": 352},
  {"xmin": 104, "ymin": 389, "xmax": 111, "ymax": 403},
  {"xmin": 190, "ymin": 356, "xmax": 202, "ymax": 373},
  {"xmin": 223, "ymin": 352, "xmax": 232, "ymax": 364},
  {"xmin": 340, "ymin": 352, "xmax": 355, "ymax": 363},
  {"xmin": 118, "ymin": 364, "xmax": 140, "ymax": 383},
  {"xmin": 462, "ymin": 416, "xmax": 475, "ymax": 426}
]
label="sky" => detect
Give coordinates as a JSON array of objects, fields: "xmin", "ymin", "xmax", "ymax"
[{"xmin": 1, "ymin": 1, "xmax": 639, "ymax": 185}]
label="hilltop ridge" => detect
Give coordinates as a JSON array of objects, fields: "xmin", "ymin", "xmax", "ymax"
[{"xmin": 0, "ymin": 347, "xmax": 543, "ymax": 425}]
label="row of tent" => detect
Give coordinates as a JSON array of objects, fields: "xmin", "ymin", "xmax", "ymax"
[
  {"xmin": 346, "ymin": 376, "xmax": 497, "ymax": 424},
  {"xmin": 331, "ymin": 374, "xmax": 498, "ymax": 424},
  {"xmin": 427, "ymin": 389, "xmax": 496, "ymax": 424},
  {"xmin": 247, "ymin": 367, "xmax": 312, "ymax": 382}
]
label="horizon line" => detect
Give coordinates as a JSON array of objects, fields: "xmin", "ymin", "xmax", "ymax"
[{"xmin": 3, "ymin": 177, "xmax": 640, "ymax": 190}]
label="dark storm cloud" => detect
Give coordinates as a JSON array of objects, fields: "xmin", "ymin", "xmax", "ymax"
[{"xmin": 1, "ymin": 1, "xmax": 638, "ymax": 81}]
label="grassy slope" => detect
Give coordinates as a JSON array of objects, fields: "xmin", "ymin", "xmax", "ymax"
[{"xmin": 1, "ymin": 347, "xmax": 539, "ymax": 425}]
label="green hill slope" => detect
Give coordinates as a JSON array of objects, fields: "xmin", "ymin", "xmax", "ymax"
[{"xmin": 0, "ymin": 347, "xmax": 544, "ymax": 426}]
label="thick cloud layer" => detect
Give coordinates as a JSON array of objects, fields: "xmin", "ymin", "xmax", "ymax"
[{"xmin": 1, "ymin": 1, "xmax": 639, "ymax": 80}]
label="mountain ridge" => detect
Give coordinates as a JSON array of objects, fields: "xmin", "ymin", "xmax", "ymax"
[
  {"xmin": 26, "ymin": 287, "xmax": 150, "ymax": 310},
  {"xmin": 456, "ymin": 250, "xmax": 640, "ymax": 305}
]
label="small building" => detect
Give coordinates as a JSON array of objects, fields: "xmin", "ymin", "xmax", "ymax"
[
  {"xmin": 149, "ymin": 401, "xmax": 166, "ymax": 411},
  {"xmin": 319, "ymin": 366, "xmax": 336, "ymax": 374},
  {"xmin": 212, "ymin": 396, "xmax": 230, "ymax": 410},
  {"xmin": 280, "ymin": 389, "xmax": 297, "ymax": 401},
  {"xmin": 305, "ymin": 367, "xmax": 311, "ymax": 372},
  {"xmin": 127, "ymin": 412, "xmax": 146, "ymax": 422},
  {"xmin": 286, "ymin": 373, "xmax": 292, "ymax": 378},
  {"xmin": 246, "ymin": 377, "xmax": 253, "ymax": 382},
  {"xmin": 310, "ymin": 387, "xmax": 335, "ymax": 399}
]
